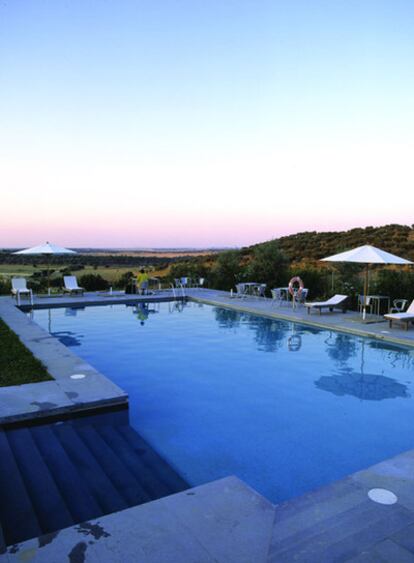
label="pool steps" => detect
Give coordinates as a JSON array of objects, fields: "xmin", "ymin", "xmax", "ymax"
[{"xmin": 0, "ymin": 416, "xmax": 188, "ymax": 547}]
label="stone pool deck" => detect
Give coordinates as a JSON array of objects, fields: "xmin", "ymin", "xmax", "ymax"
[
  {"xmin": 1, "ymin": 289, "xmax": 414, "ymax": 561},
  {"xmin": 189, "ymin": 288, "xmax": 414, "ymax": 348},
  {"xmin": 2, "ymin": 451, "xmax": 414, "ymax": 562}
]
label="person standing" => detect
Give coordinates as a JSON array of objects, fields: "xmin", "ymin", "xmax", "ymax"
[{"xmin": 136, "ymin": 269, "xmax": 149, "ymax": 295}]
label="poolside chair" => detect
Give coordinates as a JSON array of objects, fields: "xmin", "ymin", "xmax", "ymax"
[
  {"xmin": 384, "ymin": 299, "xmax": 414, "ymax": 330},
  {"xmin": 271, "ymin": 288, "xmax": 289, "ymax": 307},
  {"xmin": 295, "ymin": 288, "xmax": 309, "ymax": 306},
  {"xmin": 63, "ymin": 276, "xmax": 85, "ymax": 295},
  {"xmin": 148, "ymin": 277, "xmax": 161, "ymax": 293},
  {"xmin": 253, "ymin": 283, "xmax": 267, "ymax": 299},
  {"xmin": 358, "ymin": 295, "xmax": 372, "ymax": 315},
  {"xmin": 234, "ymin": 283, "xmax": 248, "ymax": 298},
  {"xmin": 389, "ymin": 299, "xmax": 408, "ymax": 314},
  {"xmin": 11, "ymin": 278, "xmax": 33, "ymax": 305},
  {"xmin": 305, "ymin": 294, "xmax": 348, "ymax": 315},
  {"xmin": 271, "ymin": 288, "xmax": 283, "ymax": 306}
]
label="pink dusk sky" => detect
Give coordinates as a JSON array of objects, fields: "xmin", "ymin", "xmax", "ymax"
[{"xmin": 1, "ymin": 2, "xmax": 414, "ymax": 248}]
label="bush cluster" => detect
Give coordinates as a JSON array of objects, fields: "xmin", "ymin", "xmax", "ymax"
[{"xmin": 78, "ymin": 274, "xmax": 110, "ymax": 291}]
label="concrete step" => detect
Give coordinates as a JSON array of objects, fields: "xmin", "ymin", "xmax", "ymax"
[
  {"xmin": 6, "ymin": 427, "xmax": 74, "ymax": 534},
  {"xmin": 76, "ymin": 425, "xmax": 152, "ymax": 506},
  {"xmin": 117, "ymin": 425, "xmax": 188, "ymax": 494},
  {"xmin": 0, "ymin": 417, "xmax": 189, "ymax": 547},
  {"xmin": 96, "ymin": 425, "xmax": 172, "ymax": 500},
  {"xmin": 30, "ymin": 424, "xmax": 101, "ymax": 523},
  {"xmin": 0, "ymin": 430, "xmax": 42, "ymax": 545},
  {"xmin": 54, "ymin": 424, "xmax": 128, "ymax": 514}
]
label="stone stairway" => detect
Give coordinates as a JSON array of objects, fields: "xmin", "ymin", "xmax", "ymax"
[{"xmin": 0, "ymin": 411, "xmax": 188, "ymax": 547}]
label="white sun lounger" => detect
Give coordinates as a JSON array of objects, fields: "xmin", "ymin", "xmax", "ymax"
[
  {"xmin": 11, "ymin": 277, "xmax": 33, "ymax": 305},
  {"xmin": 63, "ymin": 276, "xmax": 85, "ymax": 295},
  {"xmin": 305, "ymin": 294, "xmax": 348, "ymax": 315},
  {"xmin": 384, "ymin": 299, "xmax": 414, "ymax": 330}
]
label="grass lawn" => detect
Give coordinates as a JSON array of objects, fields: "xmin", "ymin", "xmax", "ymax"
[
  {"xmin": 0, "ymin": 264, "xmax": 171, "ymax": 285},
  {"xmin": 0, "ymin": 319, "xmax": 53, "ymax": 386}
]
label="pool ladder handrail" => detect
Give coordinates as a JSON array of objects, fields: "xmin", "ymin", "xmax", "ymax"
[{"xmin": 170, "ymin": 282, "xmax": 186, "ymax": 300}]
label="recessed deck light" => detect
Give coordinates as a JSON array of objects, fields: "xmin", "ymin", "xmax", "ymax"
[
  {"xmin": 368, "ymin": 488, "xmax": 398, "ymax": 505},
  {"xmin": 70, "ymin": 373, "xmax": 86, "ymax": 380}
]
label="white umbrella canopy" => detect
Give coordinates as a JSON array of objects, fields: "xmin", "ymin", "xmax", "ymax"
[
  {"xmin": 14, "ymin": 242, "xmax": 76, "ymax": 256},
  {"xmin": 321, "ymin": 245, "xmax": 412, "ymax": 265},
  {"xmin": 14, "ymin": 242, "xmax": 77, "ymax": 293},
  {"xmin": 321, "ymin": 245, "xmax": 413, "ymax": 319}
]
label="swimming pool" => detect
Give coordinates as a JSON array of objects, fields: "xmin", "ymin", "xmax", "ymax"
[{"xmin": 31, "ymin": 301, "xmax": 414, "ymax": 503}]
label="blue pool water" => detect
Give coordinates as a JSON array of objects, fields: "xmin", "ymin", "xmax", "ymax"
[{"xmin": 31, "ymin": 301, "xmax": 414, "ymax": 503}]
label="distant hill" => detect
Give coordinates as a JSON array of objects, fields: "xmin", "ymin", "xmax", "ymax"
[{"xmin": 248, "ymin": 224, "xmax": 414, "ymax": 265}]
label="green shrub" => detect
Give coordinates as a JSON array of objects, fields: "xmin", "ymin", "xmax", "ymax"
[
  {"xmin": 372, "ymin": 269, "xmax": 414, "ymax": 304},
  {"xmin": 0, "ymin": 278, "xmax": 11, "ymax": 295},
  {"xmin": 114, "ymin": 271, "xmax": 135, "ymax": 290},
  {"xmin": 245, "ymin": 240, "xmax": 289, "ymax": 291},
  {"xmin": 288, "ymin": 267, "xmax": 329, "ymax": 300},
  {"xmin": 169, "ymin": 261, "xmax": 209, "ymax": 282},
  {"xmin": 210, "ymin": 250, "xmax": 243, "ymax": 290},
  {"xmin": 79, "ymin": 274, "xmax": 110, "ymax": 291}
]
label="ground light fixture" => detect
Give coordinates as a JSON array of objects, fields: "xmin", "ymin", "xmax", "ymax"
[{"xmin": 368, "ymin": 488, "xmax": 398, "ymax": 505}]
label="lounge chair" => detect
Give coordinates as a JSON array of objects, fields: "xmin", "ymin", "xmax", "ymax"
[
  {"xmin": 305, "ymin": 294, "xmax": 348, "ymax": 315},
  {"xmin": 63, "ymin": 276, "xmax": 84, "ymax": 295},
  {"xmin": 384, "ymin": 300, "xmax": 414, "ymax": 330},
  {"xmin": 11, "ymin": 277, "xmax": 33, "ymax": 305}
]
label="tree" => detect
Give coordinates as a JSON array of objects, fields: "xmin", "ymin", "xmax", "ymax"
[
  {"xmin": 210, "ymin": 250, "xmax": 242, "ymax": 290},
  {"xmin": 245, "ymin": 240, "xmax": 289, "ymax": 289}
]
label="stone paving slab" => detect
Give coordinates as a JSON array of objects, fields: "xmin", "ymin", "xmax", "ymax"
[
  {"xmin": 1, "ymin": 477, "xmax": 275, "ymax": 563},
  {"xmin": 351, "ymin": 449, "xmax": 414, "ymax": 512},
  {"xmin": 268, "ymin": 449, "xmax": 414, "ymax": 562},
  {"xmin": 348, "ymin": 538, "xmax": 414, "ymax": 562}
]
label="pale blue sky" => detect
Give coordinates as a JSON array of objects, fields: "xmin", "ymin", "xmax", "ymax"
[{"xmin": 1, "ymin": 1, "xmax": 413, "ymax": 247}]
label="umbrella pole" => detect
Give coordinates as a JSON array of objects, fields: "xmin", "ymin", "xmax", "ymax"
[
  {"xmin": 363, "ymin": 264, "xmax": 369, "ymax": 320},
  {"xmin": 47, "ymin": 255, "xmax": 50, "ymax": 296}
]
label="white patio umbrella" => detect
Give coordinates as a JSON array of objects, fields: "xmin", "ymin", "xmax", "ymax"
[
  {"xmin": 321, "ymin": 245, "xmax": 412, "ymax": 320},
  {"xmin": 14, "ymin": 242, "xmax": 76, "ymax": 294}
]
